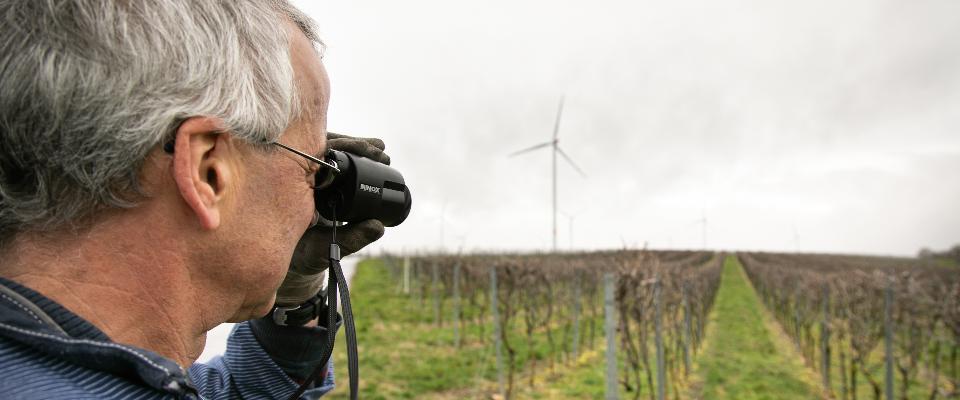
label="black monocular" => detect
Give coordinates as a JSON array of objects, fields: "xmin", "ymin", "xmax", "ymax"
[{"xmin": 314, "ymin": 150, "xmax": 412, "ymax": 227}]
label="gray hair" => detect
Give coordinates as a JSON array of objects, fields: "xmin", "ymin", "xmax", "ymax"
[{"xmin": 0, "ymin": 0, "xmax": 321, "ymax": 243}]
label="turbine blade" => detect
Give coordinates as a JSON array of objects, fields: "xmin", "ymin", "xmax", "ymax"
[
  {"xmin": 556, "ymin": 147, "xmax": 586, "ymax": 177},
  {"xmin": 508, "ymin": 141, "xmax": 552, "ymax": 157},
  {"xmin": 553, "ymin": 96, "xmax": 565, "ymax": 140}
]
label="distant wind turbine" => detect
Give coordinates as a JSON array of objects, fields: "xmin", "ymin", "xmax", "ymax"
[
  {"xmin": 438, "ymin": 199, "xmax": 447, "ymax": 252},
  {"xmin": 694, "ymin": 211, "xmax": 708, "ymax": 250},
  {"xmin": 559, "ymin": 208, "xmax": 585, "ymax": 250},
  {"xmin": 509, "ymin": 97, "xmax": 586, "ymax": 251},
  {"xmin": 792, "ymin": 224, "xmax": 800, "ymax": 253}
]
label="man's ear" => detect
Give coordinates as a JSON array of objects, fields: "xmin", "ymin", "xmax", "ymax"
[{"xmin": 170, "ymin": 117, "xmax": 233, "ymax": 231}]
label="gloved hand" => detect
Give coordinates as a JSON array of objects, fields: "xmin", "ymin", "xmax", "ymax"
[{"xmin": 273, "ymin": 132, "xmax": 389, "ymax": 306}]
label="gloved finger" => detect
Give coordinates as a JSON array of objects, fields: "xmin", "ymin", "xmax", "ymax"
[
  {"xmin": 328, "ymin": 131, "xmax": 386, "ymax": 151},
  {"xmin": 328, "ymin": 138, "xmax": 391, "ymax": 165},
  {"xmin": 327, "ymin": 136, "xmax": 390, "ymax": 165},
  {"xmin": 336, "ymin": 219, "xmax": 385, "ymax": 256}
]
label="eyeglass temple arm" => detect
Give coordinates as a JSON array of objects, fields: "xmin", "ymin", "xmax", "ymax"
[{"xmin": 271, "ymin": 142, "xmax": 340, "ymax": 173}]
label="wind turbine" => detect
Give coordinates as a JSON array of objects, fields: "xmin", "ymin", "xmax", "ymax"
[
  {"xmin": 792, "ymin": 223, "xmax": 800, "ymax": 253},
  {"xmin": 694, "ymin": 211, "xmax": 708, "ymax": 250},
  {"xmin": 437, "ymin": 200, "xmax": 447, "ymax": 252},
  {"xmin": 559, "ymin": 208, "xmax": 584, "ymax": 250},
  {"xmin": 509, "ymin": 97, "xmax": 586, "ymax": 251}
]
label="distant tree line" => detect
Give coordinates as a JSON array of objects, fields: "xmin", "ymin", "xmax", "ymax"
[{"xmin": 918, "ymin": 244, "xmax": 960, "ymax": 264}]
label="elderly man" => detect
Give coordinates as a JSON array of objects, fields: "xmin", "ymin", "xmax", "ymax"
[{"xmin": 0, "ymin": 1, "xmax": 386, "ymax": 399}]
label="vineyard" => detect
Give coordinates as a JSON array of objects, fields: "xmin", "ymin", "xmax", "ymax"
[
  {"xmin": 327, "ymin": 251, "xmax": 958, "ymax": 399},
  {"xmin": 741, "ymin": 253, "xmax": 960, "ymax": 399}
]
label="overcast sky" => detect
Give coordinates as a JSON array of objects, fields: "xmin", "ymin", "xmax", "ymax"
[{"xmin": 292, "ymin": 0, "xmax": 960, "ymax": 256}]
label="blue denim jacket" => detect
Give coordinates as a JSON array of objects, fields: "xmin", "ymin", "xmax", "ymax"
[{"xmin": 0, "ymin": 276, "xmax": 336, "ymax": 399}]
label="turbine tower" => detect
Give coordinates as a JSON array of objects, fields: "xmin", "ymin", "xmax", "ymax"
[
  {"xmin": 695, "ymin": 211, "xmax": 708, "ymax": 250},
  {"xmin": 559, "ymin": 208, "xmax": 584, "ymax": 250},
  {"xmin": 439, "ymin": 199, "xmax": 447, "ymax": 252},
  {"xmin": 509, "ymin": 97, "xmax": 586, "ymax": 251}
]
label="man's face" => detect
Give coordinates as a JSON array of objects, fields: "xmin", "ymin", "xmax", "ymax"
[{"xmin": 219, "ymin": 25, "xmax": 330, "ymax": 321}]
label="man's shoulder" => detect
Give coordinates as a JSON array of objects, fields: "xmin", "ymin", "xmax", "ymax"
[{"xmin": 0, "ymin": 335, "xmax": 171, "ymax": 399}]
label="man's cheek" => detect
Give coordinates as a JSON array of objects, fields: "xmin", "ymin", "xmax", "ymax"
[{"xmin": 301, "ymin": 194, "xmax": 316, "ymax": 230}]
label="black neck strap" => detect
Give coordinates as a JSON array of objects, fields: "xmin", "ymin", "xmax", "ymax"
[{"xmin": 288, "ymin": 227, "xmax": 359, "ymax": 400}]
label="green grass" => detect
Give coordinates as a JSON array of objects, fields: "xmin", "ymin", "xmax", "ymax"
[
  {"xmin": 325, "ymin": 259, "xmax": 603, "ymax": 399},
  {"xmin": 535, "ymin": 315, "xmax": 683, "ymax": 399},
  {"xmin": 325, "ymin": 258, "xmax": 492, "ymax": 399},
  {"xmin": 690, "ymin": 256, "xmax": 818, "ymax": 400},
  {"xmin": 532, "ymin": 342, "xmax": 659, "ymax": 400},
  {"xmin": 520, "ymin": 348, "xmax": 608, "ymax": 399}
]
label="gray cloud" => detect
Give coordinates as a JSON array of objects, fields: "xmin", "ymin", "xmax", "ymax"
[{"xmin": 294, "ymin": 0, "xmax": 960, "ymax": 256}]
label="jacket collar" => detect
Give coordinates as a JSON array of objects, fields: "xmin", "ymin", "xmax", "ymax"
[{"xmin": 0, "ymin": 276, "xmax": 196, "ymax": 396}]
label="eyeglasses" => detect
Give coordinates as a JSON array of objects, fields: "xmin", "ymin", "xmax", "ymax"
[{"xmin": 271, "ymin": 141, "xmax": 340, "ymax": 189}]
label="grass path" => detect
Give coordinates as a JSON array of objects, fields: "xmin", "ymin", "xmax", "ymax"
[{"xmin": 688, "ymin": 255, "xmax": 820, "ymax": 400}]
